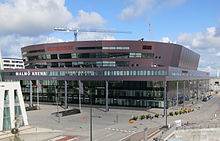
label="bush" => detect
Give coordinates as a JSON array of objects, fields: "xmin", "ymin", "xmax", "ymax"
[
  {"xmin": 169, "ymin": 112, "xmax": 173, "ymax": 116},
  {"xmin": 140, "ymin": 115, "xmax": 145, "ymax": 120},
  {"xmin": 175, "ymin": 111, "xmax": 179, "ymax": 115},
  {"xmin": 183, "ymin": 109, "xmax": 188, "ymax": 113},
  {"xmin": 131, "ymin": 116, "xmax": 138, "ymax": 121},
  {"xmin": 11, "ymin": 128, "xmax": 19, "ymax": 134},
  {"xmin": 146, "ymin": 114, "xmax": 151, "ymax": 119},
  {"xmin": 155, "ymin": 113, "xmax": 160, "ymax": 118}
]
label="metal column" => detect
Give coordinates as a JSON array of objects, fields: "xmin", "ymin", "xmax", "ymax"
[
  {"xmin": 89, "ymin": 90, "xmax": 93, "ymax": 141},
  {"xmin": 106, "ymin": 81, "xmax": 109, "ymax": 112},
  {"xmin": 79, "ymin": 80, "xmax": 83, "ymax": 111},
  {"xmin": 36, "ymin": 80, "xmax": 40, "ymax": 109},
  {"xmin": 183, "ymin": 81, "xmax": 185, "ymax": 108},
  {"xmin": 29, "ymin": 80, "xmax": 33, "ymax": 107},
  {"xmin": 64, "ymin": 80, "xmax": 68, "ymax": 109},
  {"xmin": 176, "ymin": 81, "xmax": 179, "ymax": 106},
  {"xmin": 164, "ymin": 80, "xmax": 167, "ymax": 127},
  {"xmin": 197, "ymin": 80, "xmax": 199, "ymax": 102}
]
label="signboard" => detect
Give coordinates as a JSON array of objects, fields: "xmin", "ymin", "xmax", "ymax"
[{"xmin": 15, "ymin": 71, "xmax": 46, "ymax": 76}]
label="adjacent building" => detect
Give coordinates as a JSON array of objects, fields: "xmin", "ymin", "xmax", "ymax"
[
  {"xmin": 2, "ymin": 58, "xmax": 24, "ymax": 69},
  {"xmin": 1, "ymin": 40, "xmax": 209, "ymax": 108}
]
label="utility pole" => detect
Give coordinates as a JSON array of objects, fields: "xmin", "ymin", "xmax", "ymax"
[
  {"xmin": 164, "ymin": 80, "xmax": 168, "ymax": 127},
  {"xmin": 29, "ymin": 80, "xmax": 33, "ymax": 107},
  {"xmin": 89, "ymin": 90, "xmax": 92, "ymax": 141}
]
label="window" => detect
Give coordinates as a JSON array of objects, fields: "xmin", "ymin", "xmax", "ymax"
[
  {"xmin": 77, "ymin": 47, "xmax": 102, "ymax": 50},
  {"xmin": 3, "ymin": 60, "xmax": 10, "ymax": 63},
  {"xmin": 59, "ymin": 53, "xmax": 72, "ymax": 59},
  {"xmin": 51, "ymin": 62, "xmax": 58, "ymax": 67},
  {"xmin": 142, "ymin": 53, "xmax": 154, "ymax": 59},
  {"xmin": 28, "ymin": 49, "xmax": 45, "ymax": 53},
  {"xmin": 51, "ymin": 54, "xmax": 58, "ymax": 59},
  {"xmin": 143, "ymin": 45, "xmax": 152, "ymax": 50}
]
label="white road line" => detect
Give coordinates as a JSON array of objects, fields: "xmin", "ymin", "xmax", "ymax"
[{"xmin": 105, "ymin": 133, "xmax": 114, "ymax": 137}]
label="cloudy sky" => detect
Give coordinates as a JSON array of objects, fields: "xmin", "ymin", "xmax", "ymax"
[{"xmin": 0, "ymin": 0, "xmax": 219, "ymax": 75}]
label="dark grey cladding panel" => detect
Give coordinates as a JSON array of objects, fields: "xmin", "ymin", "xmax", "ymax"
[
  {"xmin": 153, "ymin": 42, "xmax": 182, "ymax": 68},
  {"xmin": 178, "ymin": 47, "xmax": 200, "ymax": 70}
]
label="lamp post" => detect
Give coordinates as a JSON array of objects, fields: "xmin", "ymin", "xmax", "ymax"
[
  {"xmin": 89, "ymin": 89, "xmax": 92, "ymax": 141},
  {"xmin": 164, "ymin": 80, "xmax": 168, "ymax": 127},
  {"xmin": 52, "ymin": 77, "xmax": 60, "ymax": 123}
]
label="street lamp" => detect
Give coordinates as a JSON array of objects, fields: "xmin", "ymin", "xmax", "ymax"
[
  {"xmin": 89, "ymin": 89, "xmax": 92, "ymax": 141},
  {"xmin": 52, "ymin": 77, "xmax": 60, "ymax": 123}
]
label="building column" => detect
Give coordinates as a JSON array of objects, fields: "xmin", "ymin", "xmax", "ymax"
[
  {"xmin": 64, "ymin": 80, "xmax": 68, "ymax": 109},
  {"xmin": 106, "ymin": 81, "xmax": 109, "ymax": 112},
  {"xmin": 29, "ymin": 80, "xmax": 32, "ymax": 107},
  {"xmin": 197, "ymin": 80, "xmax": 199, "ymax": 102},
  {"xmin": 36, "ymin": 80, "xmax": 40, "ymax": 109},
  {"xmin": 79, "ymin": 80, "xmax": 83, "ymax": 111},
  {"xmin": 183, "ymin": 80, "xmax": 185, "ymax": 108},
  {"xmin": 163, "ymin": 80, "xmax": 167, "ymax": 127},
  {"xmin": 176, "ymin": 81, "xmax": 179, "ymax": 106}
]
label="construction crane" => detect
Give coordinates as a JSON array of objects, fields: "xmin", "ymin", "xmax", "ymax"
[{"xmin": 54, "ymin": 27, "xmax": 131, "ymax": 41}]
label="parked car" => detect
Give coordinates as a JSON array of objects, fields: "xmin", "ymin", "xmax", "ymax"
[
  {"xmin": 207, "ymin": 95, "xmax": 213, "ymax": 99},
  {"xmin": 202, "ymin": 97, "xmax": 208, "ymax": 102}
]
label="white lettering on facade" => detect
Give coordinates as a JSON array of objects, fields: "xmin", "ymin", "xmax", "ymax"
[{"xmin": 15, "ymin": 72, "xmax": 46, "ymax": 76}]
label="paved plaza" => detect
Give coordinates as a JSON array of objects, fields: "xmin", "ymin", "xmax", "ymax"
[{"xmin": 0, "ymin": 93, "xmax": 220, "ymax": 141}]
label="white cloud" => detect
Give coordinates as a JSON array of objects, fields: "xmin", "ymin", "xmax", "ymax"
[
  {"xmin": 119, "ymin": 0, "xmax": 154, "ymax": 21},
  {"xmin": 0, "ymin": 0, "xmax": 72, "ymax": 36},
  {"xmin": 119, "ymin": 0, "xmax": 186, "ymax": 21},
  {"xmin": 177, "ymin": 27, "xmax": 220, "ymax": 49},
  {"xmin": 177, "ymin": 27, "xmax": 220, "ymax": 76},
  {"xmin": 77, "ymin": 32, "xmax": 115, "ymax": 41},
  {"xmin": 68, "ymin": 10, "xmax": 106, "ymax": 29},
  {"xmin": 0, "ymin": 35, "xmax": 63, "ymax": 58},
  {"xmin": 160, "ymin": 37, "xmax": 176, "ymax": 44},
  {"xmin": 66, "ymin": 10, "xmax": 114, "ymax": 41},
  {"xmin": 0, "ymin": 0, "xmax": 113, "ymax": 58}
]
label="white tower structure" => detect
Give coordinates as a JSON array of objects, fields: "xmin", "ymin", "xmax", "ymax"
[{"xmin": 0, "ymin": 82, "xmax": 28, "ymax": 131}]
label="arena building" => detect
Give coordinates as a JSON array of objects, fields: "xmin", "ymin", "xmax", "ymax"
[{"xmin": 1, "ymin": 40, "xmax": 209, "ymax": 109}]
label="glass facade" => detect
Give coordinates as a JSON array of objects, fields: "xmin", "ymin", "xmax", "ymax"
[
  {"xmin": 3, "ymin": 90, "xmax": 11, "ymax": 131},
  {"xmin": 26, "ymin": 52, "xmax": 154, "ymax": 61},
  {"xmin": 19, "ymin": 79, "xmax": 209, "ymax": 108},
  {"xmin": 27, "ymin": 61, "xmax": 129, "ymax": 68},
  {"xmin": 77, "ymin": 46, "xmax": 130, "ymax": 50},
  {"xmin": 21, "ymin": 80, "xmax": 165, "ymax": 108}
]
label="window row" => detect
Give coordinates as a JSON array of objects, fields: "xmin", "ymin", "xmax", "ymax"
[
  {"xmin": 11, "ymin": 70, "xmax": 167, "ymax": 77},
  {"xmin": 77, "ymin": 46, "xmax": 130, "ymax": 50},
  {"xmin": 27, "ymin": 52, "xmax": 154, "ymax": 61},
  {"xmin": 27, "ymin": 61, "xmax": 129, "ymax": 68}
]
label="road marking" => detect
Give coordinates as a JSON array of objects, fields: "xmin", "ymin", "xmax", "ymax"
[
  {"xmin": 105, "ymin": 133, "xmax": 113, "ymax": 137},
  {"xmin": 105, "ymin": 128, "xmax": 136, "ymax": 133}
]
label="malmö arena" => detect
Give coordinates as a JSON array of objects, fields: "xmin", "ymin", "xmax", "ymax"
[{"xmin": 1, "ymin": 40, "xmax": 209, "ymax": 108}]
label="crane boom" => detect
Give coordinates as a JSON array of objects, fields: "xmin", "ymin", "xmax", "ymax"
[{"xmin": 54, "ymin": 27, "xmax": 131, "ymax": 41}]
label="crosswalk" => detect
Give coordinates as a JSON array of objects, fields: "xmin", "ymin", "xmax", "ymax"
[
  {"xmin": 48, "ymin": 135, "xmax": 78, "ymax": 141},
  {"xmin": 105, "ymin": 128, "xmax": 136, "ymax": 133}
]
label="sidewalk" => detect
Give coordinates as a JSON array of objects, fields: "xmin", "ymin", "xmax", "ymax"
[{"xmin": 0, "ymin": 126, "xmax": 69, "ymax": 141}]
